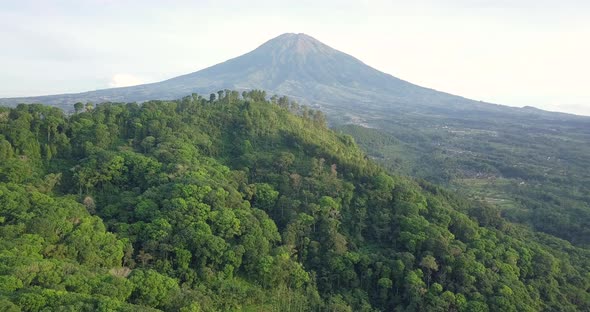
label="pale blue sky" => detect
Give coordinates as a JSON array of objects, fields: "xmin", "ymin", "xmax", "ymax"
[{"xmin": 1, "ymin": 0, "xmax": 589, "ymax": 115}]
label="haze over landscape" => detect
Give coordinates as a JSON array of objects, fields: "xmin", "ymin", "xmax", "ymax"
[
  {"xmin": 1, "ymin": 1, "xmax": 590, "ymax": 311},
  {"xmin": 1, "ymin": 0, "xmax": 589, "ymax": 115}
]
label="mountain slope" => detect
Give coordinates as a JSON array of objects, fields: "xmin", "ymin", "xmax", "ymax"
[
  {"xmin": 0, "ymin": 33, "xmax": 565, "ymax": 119},
  {"xmin": 0, "ymin": 33, "xmax": 410, "ymax": 106}
]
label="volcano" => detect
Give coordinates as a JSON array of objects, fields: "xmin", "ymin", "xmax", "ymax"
[{"xmin": 0, "ymin": 33, "xmax": 584, "ymax": 122}]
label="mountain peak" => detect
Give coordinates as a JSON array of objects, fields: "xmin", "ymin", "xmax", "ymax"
[
  {"xmin": 273, "ymin": 32, "xmax": 317, "ymax": 42},
  {"xmin": 0, "ymin": 32, "xmax": 393, "ymax": 107},
  {"xmin": 257, "ymin": 33, "xmax": 334, "ymax": 56}
]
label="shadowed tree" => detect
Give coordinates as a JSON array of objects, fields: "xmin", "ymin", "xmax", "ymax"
[
  {"xmin": 420, "ymin": 255, "xmax": 438, "ymax": 288},
  {"xmin": 74, "ymin": 102, "xmax": 84, "ymax": 114}
]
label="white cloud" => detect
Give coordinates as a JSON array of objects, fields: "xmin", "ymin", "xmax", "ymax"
[{"xmin": 109, "ymin": 73, "xmax": 144, "ymax": 88}]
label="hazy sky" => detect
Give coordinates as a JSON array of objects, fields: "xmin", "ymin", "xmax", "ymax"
[{"xmin": 1, "ymin": 0, "xmax": 589, "ymax": 115}]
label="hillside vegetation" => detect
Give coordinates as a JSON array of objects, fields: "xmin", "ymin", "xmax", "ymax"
[
  {"xmin": 0, "ymin": 92, "xmax": 589, "ymax": 311},
  {"xmin": 4, "ymin": 32, "xmax": 588, "ymax": 255},
  {"xmin": 337, "ymin": 107, "xmax": 590, "ymax": 249}
]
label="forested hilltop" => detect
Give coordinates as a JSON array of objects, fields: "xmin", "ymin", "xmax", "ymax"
[
  {"xmin": 4, "ymin": 32, "xmax": 588, "ymax": 255},
  {"xmin": 0, "ymin": 91, "xmax": 589, "ymax": 311}
]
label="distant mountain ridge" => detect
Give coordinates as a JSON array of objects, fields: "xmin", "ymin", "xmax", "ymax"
[{"xmin": 1, "ymin": 33, "xmax": 584, "ymax": 120}]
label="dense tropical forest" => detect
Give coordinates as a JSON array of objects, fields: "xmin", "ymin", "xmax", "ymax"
[{"xmin": 0, "ymin": 91, "xmax": 589, "ymax": 311}]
